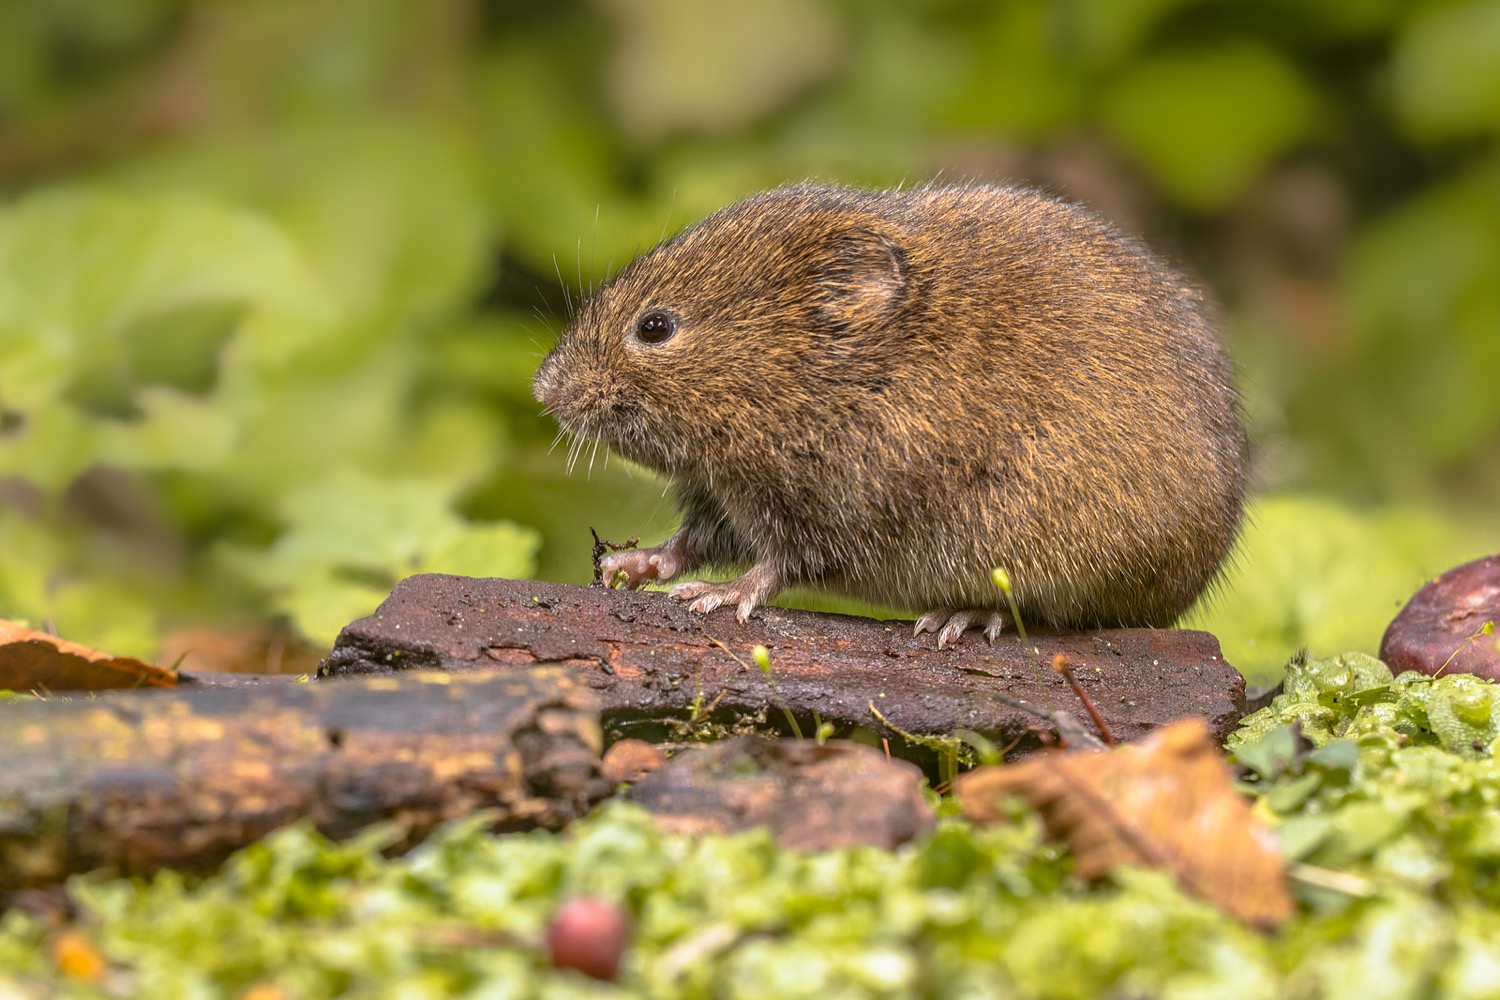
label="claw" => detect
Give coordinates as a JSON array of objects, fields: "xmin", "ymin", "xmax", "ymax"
[
  {"xmin": 914, "ymin": 608, "xmax": 1012, "ymax": 648},
  {"xmin": 981, "ymin": 611, "xmax": 1011, "ymax": 643},
  {"xmin": 669, "ymin": 581, "xmax": 710, "ymax": 599},
  {"xmin": 913, "ymin": 610, "xmax": 949, "ymax": 638},
  {"xmin": 667, "ymin": 563, "xmax": 780, "ymax": 623},
  {"xmin": 937, "ymin": 613, "xmax": 976, "ymax": 649}
]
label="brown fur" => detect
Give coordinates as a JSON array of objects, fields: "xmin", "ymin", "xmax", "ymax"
[{"xmin": 533, "ymin": 183, "xmax": 1246, "ymax": 628}]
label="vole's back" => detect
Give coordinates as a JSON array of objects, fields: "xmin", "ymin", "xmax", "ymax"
[
  {"xmin": 537, "ymin": 183, "xmax": 1247, "ymax": 629},
  {"xmin": 839, "ymin": 186, "xmax": 1246, "ymax": 625}
]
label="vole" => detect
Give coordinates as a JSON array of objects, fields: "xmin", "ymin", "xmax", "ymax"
[{"xmin": 533, "ymin": 183, "xmax": 1246, "ymax": 647}]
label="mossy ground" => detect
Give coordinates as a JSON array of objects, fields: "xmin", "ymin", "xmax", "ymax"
[{"xmin": 5, "ymin": 654, "xmax": 1500, "ymax": 999}]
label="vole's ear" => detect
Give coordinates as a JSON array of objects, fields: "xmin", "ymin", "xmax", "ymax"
[{"xmin": 813, "ymin": 227, "xmax": 908, "ymax": 332}]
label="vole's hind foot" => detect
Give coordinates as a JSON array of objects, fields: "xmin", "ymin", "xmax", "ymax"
[
  {"xmin": 913, "ymin": 609, "xmax": 1012, "ymax": 649},
  {"xmin": 669, "ymin": 563, "xmax": 781, "ymax": 623},
  {"xmin": 601, "ymin": 543, "xmax": 685, "ymax": 589}
]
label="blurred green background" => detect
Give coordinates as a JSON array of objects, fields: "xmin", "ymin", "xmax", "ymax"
[{"xmin": 0, "ymin": 0, "xmax": 1496, "ymax": 684}]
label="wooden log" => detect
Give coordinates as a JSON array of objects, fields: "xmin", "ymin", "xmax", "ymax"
[
  {"xmin": 627, "ymin": 737, "xmax": 936, "ymax": 851},
  {"xmin": 323, "ymin": 576, "xmax": 1246, "ymax": 751},
  {"xmin": 0, "ymin": 668, "xmax": 607, "ymax": 890}
]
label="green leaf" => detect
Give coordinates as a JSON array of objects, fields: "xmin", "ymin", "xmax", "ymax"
[
  {"xmin": 1425, "ymin": 675, "xmax": 1500, "ymax": 757},
  {"xmin": 0, "ymin": 187, "xmax": 337, "ymax": 486},
  {"xmin": 944, "ymin": 2, "xmax": 1084, "ymax": 138},
  {"xmin": 1267, "ymin": 771, "xmax": 1324, "ymax": 812},
  {"xmin": 1231, "ymin": 723, "xmax": 1304, "ymax": 781},
  {"xmin": 0, "ymin": 508, "xmax": 163, "ymax": 656},
  {"xmin": 597, "ymin": 0, "xmax": 842, "ymax": 141},
  {"xmin": 1184, "ymin": 494, "xmax": 1495, "ymax": 687},
  {"xmin": 1055, "ymin": 0, "xmax": 1201, "ymax": 66},
  {"xmin": 1392, "ymin": 0, "xmax": 1500, "ymax": 139},
  {"xmin": 227, "ymin": 471, "xmax": 539, "ymax": 644},
  {"xmin": 1101, "ymin": 43, "xmax": 1316, "ymax": 209},
  {"xmin": 1335, "ymin": 159, "xmax": 1500, "ymax": 469}
]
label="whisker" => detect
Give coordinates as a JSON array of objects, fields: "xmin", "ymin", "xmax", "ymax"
[
  {"xmin": 576, "ymin": 237, "xmax": 585, "ymax": 306},
  {"xmin": 659, "ymin": 187, "xmax": 678, "ymax": 245},
  {"xmin": 566, "ymin": 436, "xmax": 584, "ymax": 475},
  {"xmin": 590, "ymin": 205, "xmax": 600, "ymax": 298},
  {"xmin": 552, "ymin": 254, "xmax": 573, "ymax": 318}
]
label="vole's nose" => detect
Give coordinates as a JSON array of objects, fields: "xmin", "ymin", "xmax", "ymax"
[{"xmin": 533, "ymin": 354, "xmax": 558, "ymax": 408}]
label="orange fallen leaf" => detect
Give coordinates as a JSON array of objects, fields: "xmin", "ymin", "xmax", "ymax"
[
  {"xmin": 50, "ymin": 929, "xmax": 107, "ymax": 983},
  {"xmin": 0, "ymin": 619, "xmax": 179, "ymax": 692},
  {"xmin": 238, "ymin": 984, "xmax": 293, "ymax": 1000},
  {"xmin": 601, "ymin": 737, "xmax": 668, "ymax": 785},
  {"xmin": 956, "ymin": 717, "xmax": 1294, "ymax": 927}
]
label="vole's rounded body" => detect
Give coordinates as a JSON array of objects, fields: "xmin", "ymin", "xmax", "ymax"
[{"xmin": 534, "ymin": 183, "xmax": 1246, "ymax": 642}]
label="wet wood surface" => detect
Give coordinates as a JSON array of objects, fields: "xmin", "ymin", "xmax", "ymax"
[
  {"xmin": 0, "ymin": 668, "xmax": 607, "ymax": 890},
  {"xmin": 324, "ymin": 575, "xmax": 1246, "ymax": 751}
]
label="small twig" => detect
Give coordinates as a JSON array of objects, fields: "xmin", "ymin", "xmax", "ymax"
[
  {"xmin": 1287, "ymin": 862, "xmax": 1376, "ymax": 898},
  {"xmin": 653, "ymin": 921, "xmax": 742, "ymax": 983},
  {"xmin": 666, "ymin": 688, "xmax": 726, "ymax": 736},
  {"xmin": 588, "ymin": 528, "xmax": 639, "ymax": 587},
  {"xmin": 1053, "ymin": 654, "xmax": 1115, "ymax": 747},
  {"xmin": 983, "ymin": 689, "xmax": 1107, "ymax": 752},
  {"xmin": 705, "ymin": 636, "xmax": 802, "ymax": 739}
]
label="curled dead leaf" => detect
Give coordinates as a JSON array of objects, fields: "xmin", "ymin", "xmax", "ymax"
[
  {"xmin": 0, "ymin": 619, "xmax": 178, "ymax": 692},
  {"xmin": 956, "ymin": 717, "xmax": 1294, "ymax": 927}
]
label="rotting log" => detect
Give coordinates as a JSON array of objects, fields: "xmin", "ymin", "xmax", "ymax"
[
  {"xmin": 0, "ymin": 668, "xmax": 607, "ymax": 890},
  {"xmin": 323, "ymin": 575, "xmax": 1246, "ymax": 750},
  {"xmin": 626, "ymin": 737, "xmax": 935, "ymax": 851}
]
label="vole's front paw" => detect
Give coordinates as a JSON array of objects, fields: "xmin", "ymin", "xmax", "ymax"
[
  {"xmin": 601, "ymin": 546, "xmax": 683, "ymax": 589},
  {"xmin": 669, "ymin": 563, "xmax": 780, "ymax": 623},
  {"xmin": 913, "ymin": 609, "xmax": 1012, "ymax": 649}
]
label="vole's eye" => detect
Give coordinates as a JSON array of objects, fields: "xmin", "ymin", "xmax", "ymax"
[{"xmin": 633, "ymin": 310, "xmax": 677, "ymax": 345}]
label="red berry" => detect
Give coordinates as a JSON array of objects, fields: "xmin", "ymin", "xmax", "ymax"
[{"xmin": 546, "ymin": 897, "xmax": 630, "ymax": 981}]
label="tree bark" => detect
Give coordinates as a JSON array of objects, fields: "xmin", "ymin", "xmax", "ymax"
[
  {"xmin": 0, "ymin": 668, "xmax": 606, "ymax": 890},
  {"xmin": 323, "ymin": 575, "xmax": 1246, "ymax": 754}
]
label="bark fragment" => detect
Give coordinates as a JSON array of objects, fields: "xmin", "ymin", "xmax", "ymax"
[
  {"xmin": 323, "ymin": 575, "xmax": 1247, "ymax": 750},
  {"xmin": 626, "ymin": 737, "xmax": 935, "ymax": 851},
  {"xmin": 0, "ymin": 668, "xmax": 607, "ymax": 890}
]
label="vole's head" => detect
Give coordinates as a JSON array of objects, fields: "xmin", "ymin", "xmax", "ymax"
[{"xmin": 533, "ymin": 185, "xmax": 915, "ymax": 477}]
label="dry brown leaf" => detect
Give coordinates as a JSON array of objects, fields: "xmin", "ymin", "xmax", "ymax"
[
  {"xmin": 156, "ymin": 623, "xmax": 325, "ymax": 675},
  {"xmin": 0, "ymin": 619, "xmax": 179, "ymax": 692},
  {"xmin": 956, "ymin": 717, "xmax": 1294, "ymax": 927},
  {"xmin": 601, "ymin": 738, "xmax": 668, "ymax": 785}
]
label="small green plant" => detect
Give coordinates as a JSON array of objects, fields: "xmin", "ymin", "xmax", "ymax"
[
  {"xmin": 992, "ymin": 566, "xmax": 1043, "ymax": 674},
  {"xmin": 1436, "ymin": 619, "xmax": 1495, "ymax": 677},
  {"xmin": 867, "ymin": 701, "xmax": 974, "ymax": 789},
  {"xmin": 751, "ymin": 643, "xmax": 804, "ymax": 740}
]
